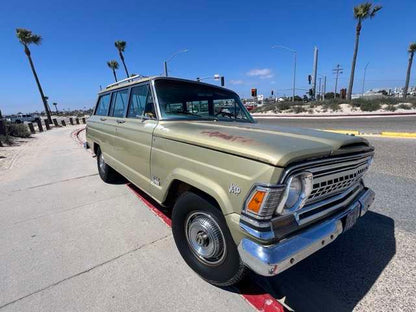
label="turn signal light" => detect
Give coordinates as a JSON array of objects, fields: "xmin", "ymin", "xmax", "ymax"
[{"xmin": 247, "ymin": 190, "xmax": 266, "ymax": 213}]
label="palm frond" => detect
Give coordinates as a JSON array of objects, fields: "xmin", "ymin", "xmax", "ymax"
[
  {"xmin": 107, "ymin": 60, "xmax": 119, "ymax": 69},
  {"xmin": 353, "ymin": 2, "xmax": 381, "ymax": 19},
  {"xmin": 16, "ymin": 28, "xmax": 42, "ymax": 45},
  {"xmin": 114, "ymin": 40, "xmax": 126, "ymax": 52},
  {"xmin": 409, "ymin": 43, "xmax": 416, "ymax": 53}
]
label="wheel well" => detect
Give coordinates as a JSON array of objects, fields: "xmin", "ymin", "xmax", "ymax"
[
  {"xmin": 93, "ymin": 142, "xmax": 99, "ymax": 155},
  {"xmin": 164, "ymin": 180, "xmax": 221, "ymax": 211}
]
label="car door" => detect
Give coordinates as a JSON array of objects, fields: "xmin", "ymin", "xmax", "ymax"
[
  {"xmin": 87, "ymin": 92, "xmax": 115, "ymax": 159},
  {"xmin": 112, "ymin": 83, "xmax": 158, "ymax": 193}
]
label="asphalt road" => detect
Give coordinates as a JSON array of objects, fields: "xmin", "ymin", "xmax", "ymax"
[
  {"xmin": 255, "ymin": 115, "xmax": 416, "ymax": 133},
  {"xmin": 1, "ymin": 126, "xmax": 415, "ymax": 311}
]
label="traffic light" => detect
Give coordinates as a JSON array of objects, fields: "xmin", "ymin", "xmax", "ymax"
[
  {"xmin": 271, "ymin": 90, "xmax": 274, "ymax": 96},
  {"xmin": 340, "ymin": 88, "xmax": 346, "ymax": 99},
  {"xmin": 308, "ymin": 75, "xmax": 312, "ymax": 84},
  {"xmin": 308, "ymin": 88, "xmax": 314, "ymax": 96},
  {"xmin": 220, "ymin": 76, "xmax": 225, "ymax": 87},
  {"xmin": 251, "ymin": 88, "xmax": 257, "ymax": 97}
]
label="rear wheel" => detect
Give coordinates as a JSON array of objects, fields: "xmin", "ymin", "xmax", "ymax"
[
  {"xmin": 96, "ymin": 147, "xmax": 119, "ymax": 183},
  {"xmin": 172, "ymin": 191, "xmax": 247, "ymax": 286}
]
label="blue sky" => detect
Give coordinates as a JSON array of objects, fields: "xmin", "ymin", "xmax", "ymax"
[{"xmin": 1, "ymin": 0, "xmax": 415, "ymax": 114}]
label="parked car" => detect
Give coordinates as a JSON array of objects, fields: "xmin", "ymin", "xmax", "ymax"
[
  {"xmin": 86, "ymin": 76, "xmax": 375, "ymax": 286},
  {"xmin": 7, "ymin": 114, "xmax": 40, "ymax": 123}
]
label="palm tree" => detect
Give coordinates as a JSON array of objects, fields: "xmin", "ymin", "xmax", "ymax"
[
  {"xmin": 107, "ymin": 60, "xmax": 119, "ymax": 82},
  {"xmin": 403, "ymin": 42, "xmax": 416, "ymax": 99},
  {"xmin": 114, "ymin": 40, "xmax": 129, "ymax": 77},
  {"xmin": 347, "ymin": 2, "xmax": 382, "ymax": 101},
  {"xmin": 16, "ymin": 28, "xmax": 52, "ymax": 122}
]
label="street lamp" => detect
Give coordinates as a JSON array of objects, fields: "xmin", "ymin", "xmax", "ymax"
[
  {"xmin": 196, "ymin": 74, "xmax": 224, "ymax": 86},
  {"xmin": 164, "ymin": 49, "xmax": 189, "ymax": 77},
  {"xmin": 272, "ymin": 45, "xmax": 297, "ymax": 102}
]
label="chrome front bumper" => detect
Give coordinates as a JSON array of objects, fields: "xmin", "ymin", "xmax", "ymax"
[{"xmin": 238, "ymin": 188, "xmax": 375, "ymax": 276}]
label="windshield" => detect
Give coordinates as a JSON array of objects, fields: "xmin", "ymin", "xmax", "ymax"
[{"xmin": 155, "ymin": 79, "xmax": 254, "ymax": 123}]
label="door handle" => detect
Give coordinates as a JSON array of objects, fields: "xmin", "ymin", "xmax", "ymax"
[
  {"xmin": 116, "ymin": 120, "xmax": 126, "ymax": 124},
  {"xmin": 100, "ymin": 118, "xmax": 107, "ymax": 121}
]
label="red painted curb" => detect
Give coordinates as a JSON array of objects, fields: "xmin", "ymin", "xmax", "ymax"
[{"xmin": 74, "ymin": 128, "xmax": 286, "ymax": 312}]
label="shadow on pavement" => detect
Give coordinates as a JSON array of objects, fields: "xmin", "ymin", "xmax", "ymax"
[{"xmin": 253, "ymin": 211, "xmax": 395, "ymax": 312}]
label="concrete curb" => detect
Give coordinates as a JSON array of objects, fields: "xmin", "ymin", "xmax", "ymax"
[
  {"xmin": 322, "ymin": 129, "xmax": 416, "ymax": 138},
  {"xmin": 252, "ymin": 112, "xmax": 416, "ymax": 119}
]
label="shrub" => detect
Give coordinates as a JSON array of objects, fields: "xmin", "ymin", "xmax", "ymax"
[
  {"xmin": 293, "ymin": 105, "xmax": 306, "ymax": 114},
  {"xmin": 0, "ymin": 134, "xmax": 14, "ymax": 145},
  {"xmin": 398, "ymin": 103, "xmax": 412, "ymax": 110},
  {"xmin": 360, "ymin": 101, "xmax": 381, "ymax": 111},
  {"xmin": 385, "ymin": 104, "xmax": 397, "ymax": 112},
  {"xmin": 6, "ymin": 123, "xmax": 31, "ymax": 138}
]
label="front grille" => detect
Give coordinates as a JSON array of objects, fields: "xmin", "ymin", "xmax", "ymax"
[
  {"xmin": 307, "ymin": 161, "xmax": 369, "ymax": 203},
  {"xmin": 280, "ymin": 152, "xmax": 373, "ymax": 225}
]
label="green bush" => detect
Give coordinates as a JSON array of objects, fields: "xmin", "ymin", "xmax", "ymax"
[
  {"xmin": 385, "ymin": 104, "xmax": 397, "ymax": 112},
  {"xmin": 6, "ymin": 123, "xmax": 31, "ymax": 138},
  {"xmin": 0, "ymin": 134, "xmax": 14, "ymax": 145},
  {"xmin": 293, "ymin": 105, "xmax": 306, "ymax": 114},
  {"xmin": 360, "ymin": 101, "xmax": 381, "ymax": 111},
  {"xmin": 398, "ymin": 103, "xmax": 412, "ymax": 110}
]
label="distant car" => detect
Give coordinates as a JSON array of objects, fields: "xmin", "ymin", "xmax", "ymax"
[{"xmin": 8, "ymin": 114, "xmax": 40, "ymax": 123}]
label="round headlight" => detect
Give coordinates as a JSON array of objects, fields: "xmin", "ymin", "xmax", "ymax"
[{"xmin": 285, "ymin": 176, "xmax": 302, "ymax": 210}]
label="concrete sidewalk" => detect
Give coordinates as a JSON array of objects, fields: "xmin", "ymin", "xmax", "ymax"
[{"xmin": 0, "ymin": 127, "xmax": 252, "ymax": 311}]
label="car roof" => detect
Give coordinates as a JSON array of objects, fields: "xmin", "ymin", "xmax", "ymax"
[{"xmin": 99, "ymin": 76, "xmax": 236, "ymax": 95}]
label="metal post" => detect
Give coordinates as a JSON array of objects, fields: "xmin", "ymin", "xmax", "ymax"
[
  {"xmin": 69, "ymin": 117, "xmax": 74, "ymax": 125},
  {"xmin": 61, "ymin": 120, "xmax": 66, "ymax": 127},
  {"xmin": 323, "ymin": 76, "xmax": 327, "ymax": 101},
  {"xmin": 28, "ymin": 122, "xmax": 36, "ymax": 134},
  {"xmin": 36, "ymin": 119, "xmax": 43, "ymax": 132},
  {"xmin": 312, "ymin": 47, "xmax": 319, "ymax": 100},
  {"xmin": 293, "ymin": 52, "xmax": 297, "ymax": 102},
  {"xmin": 75, "ymin": 118, "xmax": 80, "ymax": 125},
  {"xmin": 53, "ymin": 118, "xmax": 59, "ymax": 127},
  {"xmin": 82, "ymin": 117, "xmax": 86, "ymax": 124},
  {"xmin": 318, "ymin": 78, "xmax": 322, "ymax": 101},
  {"xmin": 44, "ymin": 119, "xmax": 50, "ymax": 130},
  {"xmin": 362, "ymin": 62, "xmax": 369, "ymax": 97},
  {"xmin": 164, "ymin": 61, "xmax": 168, "ymax": 77}
]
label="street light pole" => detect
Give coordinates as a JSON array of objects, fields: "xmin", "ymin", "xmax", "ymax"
[
  {"xmin": 362, "ymin": 62, "xmax": 369, "ymax": 97},
  {"xmin": 272, "ymin": 45, "xmax": 297, "ymax": 102},
  {"xmin": 164, "ymin": 49, "xmax": 189, "ymax": 77}
]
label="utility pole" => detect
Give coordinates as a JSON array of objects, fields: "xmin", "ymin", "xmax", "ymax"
[
  {"xmin": 333, "ymin": 64, "xmax": 343, "ymax": 98},
  {"xmin": 362, "ymin": 62, "xmax": 369, "ymax": 96},
  {"xmin": 318, "ymin": 77, "xmax": 322, "ymax": 100},
  {"xmin": 323, "ymin": 75, "xmax": 327, "ymax": 101},
  {"xmin": 312, "ymin": 46, "xmax": 319, "ymax": 100}
]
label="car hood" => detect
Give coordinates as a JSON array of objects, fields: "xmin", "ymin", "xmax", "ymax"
[{"xmin": 154, "ymin": 121, "xmax": 373, "ymax": 167}]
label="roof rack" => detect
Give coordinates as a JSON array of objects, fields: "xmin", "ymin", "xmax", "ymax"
[{"xmin": 105, "ymin": 75, "xmax": 148, "ymax": 89}]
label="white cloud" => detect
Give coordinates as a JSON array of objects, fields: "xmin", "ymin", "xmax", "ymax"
[
  {"xmin": 230, "ymin": 79, "xmax": 244, "ymax": 85},
  {"xmin": 246, "ymin": 68, "xmax": 274, "ymax": 79}
]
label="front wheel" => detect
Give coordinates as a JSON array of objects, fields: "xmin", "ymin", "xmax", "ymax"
[{"xmin": 172, "ymin": 192, "xmax": 247, "ymax": 286}]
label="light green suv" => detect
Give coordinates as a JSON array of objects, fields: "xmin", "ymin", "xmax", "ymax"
[{"xmin": 86, "ymin": 76, "xmax": 375, "ymax": 286}]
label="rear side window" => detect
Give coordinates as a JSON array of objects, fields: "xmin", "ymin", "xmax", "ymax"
[
  {"xmin": 110, "ymin": 89, "xmax": 129, "ymax": 118},
  {"xmin": 95, "ymin": 94, "xmax": 111, "ymax": 116},
  {"xmin": 127, "ymin": 84, "xmax": 155, "ymax": 118}
]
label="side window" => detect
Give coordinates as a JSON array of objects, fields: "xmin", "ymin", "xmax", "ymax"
[
  {"xmin": 110, "ymin": 89, "xmax": 129, "ymax": 118},
  {"xmin": 127, "ymin": 84, "xmax": 156, "ymax": 118},
  {"xmin": 95, "ymin": 94, "xmax": 111, "ymax": 116}
]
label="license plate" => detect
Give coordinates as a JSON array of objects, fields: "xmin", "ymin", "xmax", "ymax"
[{"xmin": 344, "ymin": 204, "xmax": 360, "ymax": 232}]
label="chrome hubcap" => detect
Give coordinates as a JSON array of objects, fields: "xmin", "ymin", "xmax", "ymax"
[{"xmin": 185, "ymin": 212, "xmax": 226, "ymax": 265}]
